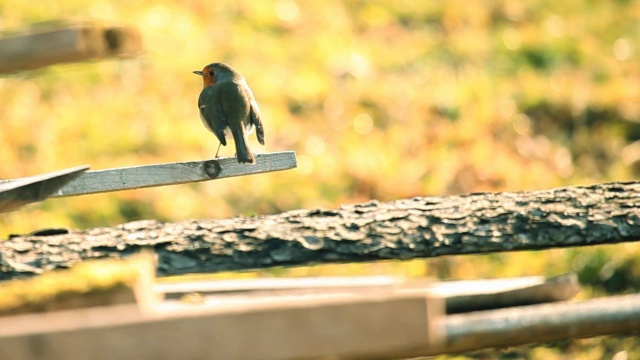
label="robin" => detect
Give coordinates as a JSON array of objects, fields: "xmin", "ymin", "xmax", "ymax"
[{"xmin": 193, "ymin": 63, "xmax": 265, "ymax": 164}]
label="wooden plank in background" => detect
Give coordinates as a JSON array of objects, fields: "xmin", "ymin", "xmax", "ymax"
[
  {"xmin": 0, "ymin": 22, "xmax": 142, "ymax": 74},
  {"xmin": 3, "ymin": 287, "xmax": 640, "ymax": 358},
  {"xmin": 155, "ymin": 274, "xmax": 579, "ymax": 313},
  {"xmin": 424, "ymin": 273, "xmax": 580, "ymax": 313},
  {"xmin": 0, "ymin": 292, "xmax": 443, "ymax": 360}
]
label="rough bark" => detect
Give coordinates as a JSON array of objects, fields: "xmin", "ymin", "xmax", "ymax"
[{"xmin": 1, "ymin": 182, "xmax": 639, "ymax": 280}]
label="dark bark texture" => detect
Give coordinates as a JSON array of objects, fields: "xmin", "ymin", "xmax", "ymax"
[{"xmin": 1, "ymin": 182, "xmax": 639, "ymax": 280}]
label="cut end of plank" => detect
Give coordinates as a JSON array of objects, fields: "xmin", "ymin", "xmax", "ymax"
[{"xmin": 0, "ymin": 165, "xmax": 90, "ymax": 213}]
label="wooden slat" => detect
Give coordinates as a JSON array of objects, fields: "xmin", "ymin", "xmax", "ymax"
[
  {"xmin": 155, "ymin": 275, "xmax": 402, "ymax": 295},
  {"xmin": 47, "ymin": 151, "xmax": 295, "ymax": 197},
  {"xmin": 155, "ymin": 274, "xmax": 579, "ymax": 312},
  {"xmin": 2, "ymin": 285, "xmax": 640, "ymax": 358},
  {"xmin": 0, "ymin": 152, "xmax": 296, "ymax": 198},
  {"xmin": 0, "ymin": 292, "xmax": 442, "ymax": 360},
  {"xmin": 0, "ymin": 22, "xmax": 142, "ymax": 74},
  {"xmin": 0, "ymin": 165, "xmax": 89, "ymax": 212}
]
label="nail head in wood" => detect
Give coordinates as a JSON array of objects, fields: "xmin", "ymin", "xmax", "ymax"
[{"xmin": 204, "ymin": 160, "xmax": 221, "ymax": 179}]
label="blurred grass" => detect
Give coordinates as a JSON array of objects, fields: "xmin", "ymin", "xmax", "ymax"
[
  {"xmin": 0, "ymin": 253, "xmax": 152, "ymax": 315},
  {"xmin": 1, "ymin": 0, "xmax": 640, "ymax": 357}
]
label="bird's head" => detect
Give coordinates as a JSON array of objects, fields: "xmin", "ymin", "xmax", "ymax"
[{"xmin": 192, "ymin": 63, "xmax": 239, "ymax": 87}]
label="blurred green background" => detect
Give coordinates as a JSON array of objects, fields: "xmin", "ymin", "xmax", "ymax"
[{"xmin": 1, "ymin": 0, "xmax": 640, "ymax": 357}]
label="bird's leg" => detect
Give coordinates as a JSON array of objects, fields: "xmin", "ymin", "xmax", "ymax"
[{"xmin": 215, "ymin": 142, "xmax": 222, "ymax": 159}]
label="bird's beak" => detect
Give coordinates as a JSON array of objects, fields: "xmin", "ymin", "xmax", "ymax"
[{"xmin": 193, "ymin": 70, "xmax": 203, "ymax": 76}]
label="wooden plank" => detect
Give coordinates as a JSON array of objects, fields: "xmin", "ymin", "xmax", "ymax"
[
  {"xmin": 424, "ymin": 273, "xmax": 580, "ymax": 313},
  {"xmin": 155, "ymin": 274, "xmax": 579, "ymax": 311},
  {"xmin": 0, "ymin": 152, "xmax": 295, "ymax": 197},
  {"xmin": 0, "ymin": 165, "xmax": 89, "ymax": 212},
  {"xmin": 0, "ymin": 292, "xmax": 443, "ymax": 360},
  {"xmin": 0, "ymin": 22, "xmax": 142, "ymax": 74},
  {"xmin": 3, "ymin": 283, "xmax": 640, "ymax": 358},
  {"xmin": 155, "ymin": 275, "xmax": 402, "ymax": 295},
  {"xmin": 3, "ymin": 287, "xmax": 640, "ymax": 358}
]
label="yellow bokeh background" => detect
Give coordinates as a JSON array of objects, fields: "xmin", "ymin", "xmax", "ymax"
[{"xmin": 2, "ymin": 1, "xmax": 640, "ymax": 355}]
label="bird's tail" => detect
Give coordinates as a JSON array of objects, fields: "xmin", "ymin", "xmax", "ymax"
[{"xmin": 231, "ymin": 127, "xmax": 256, "ymax": 164}]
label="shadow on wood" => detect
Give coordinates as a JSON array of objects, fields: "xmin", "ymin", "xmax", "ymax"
[{"xmin": 0, "ymin": 165, "xmax": 89, "ymax": 213}]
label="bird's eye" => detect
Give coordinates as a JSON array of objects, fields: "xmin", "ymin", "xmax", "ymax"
[{"xmin": 208, "ymin": 70, "xmax": 214, "ymax": 77}]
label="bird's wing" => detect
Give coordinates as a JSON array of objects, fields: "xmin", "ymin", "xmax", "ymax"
[
  {"xmin": 244, "ymin": 85, "xmax": 265, "ymax": 145},
  {"xmin": 199, "ymin": 86, "xmax": 227, "ymax": 145}
]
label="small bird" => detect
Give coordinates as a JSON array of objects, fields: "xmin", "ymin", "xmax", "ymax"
[{"xmin": 193, "ymin": 63, "xmax": 265, "ymax": 164}]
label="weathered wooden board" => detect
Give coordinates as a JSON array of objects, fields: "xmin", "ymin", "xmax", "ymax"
[
  {"xmin": 0, "ymin": 292, "xmax": 442, "ymax": 360},
  {"xmin": 1, "ymin": 284, "xmax": 639, "ymax": 358},
  {"xmin": 155, "ymin": 274, "xmax": 579, "ymax": 313},
  {"xmin": 52, "ymin": 152, "xmax": 296, "ymax": 197},
  {"xmin": 0, "ymin": 22, "xmax": 142, "ymax": 74}
]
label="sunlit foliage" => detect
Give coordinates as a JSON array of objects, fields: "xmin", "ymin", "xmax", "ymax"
[{"xmin": 1, "ymin": 1, "xmax": 640, "ymax": 356}]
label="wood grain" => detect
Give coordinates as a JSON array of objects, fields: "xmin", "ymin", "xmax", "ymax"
[{"xmin": 52, "ymin": 151, "xmax": 296, "ymax": 197}]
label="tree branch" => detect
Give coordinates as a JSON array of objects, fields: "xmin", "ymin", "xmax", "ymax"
[{"xmin": 1, "ymin": 182, "xmax": 639, "ymax": 280}]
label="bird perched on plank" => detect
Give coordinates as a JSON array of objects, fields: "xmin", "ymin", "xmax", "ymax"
[{"xmin": 193, "ymin": 63, "xmax": 265, "ymax": 164}]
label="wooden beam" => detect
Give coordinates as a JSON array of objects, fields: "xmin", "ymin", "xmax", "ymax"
[
  {"xmin": 0, "ymin": 22, "xmax": 142, "ymax": 74},
  {"xmin": 0, "ymin": 292, "xmax": 443, "ymax": 360},
  {"xmin": 2, "ymin": 287, "xmax": 640, "ymax": 358},
  {"xmin": 155, "ymin": 274, "xmax": 579, "ymax": 313},
  {"xmin": 0, "ymin": 152, "xmax": 296, "ymax": 198},
  {"xmin": 154, "ymin": 275, "xmax": 402, "ymax": 296}
]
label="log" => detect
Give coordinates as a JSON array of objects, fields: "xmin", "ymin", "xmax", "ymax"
[{"xmin": 1, "ymin": 181, "xmax": 639, "ymax": 280}]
